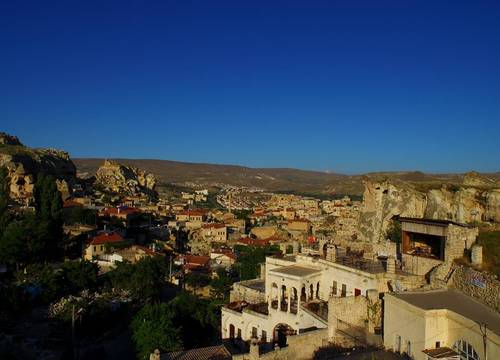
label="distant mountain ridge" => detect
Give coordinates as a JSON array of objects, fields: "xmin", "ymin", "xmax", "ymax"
[{"xmin": 73, "ymin": 158, "xmax": 500, "ymax": 196}]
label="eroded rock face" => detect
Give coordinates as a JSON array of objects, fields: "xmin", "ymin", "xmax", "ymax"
[
  {"xmin": 0, "ymin": 132, "xmax": 23, "ymax": 146},
  {"xmin": 358, "ymin": 176, "xmax": 500, "ymax": 243},
  {"xmin": 358, "ymin": 178, "xmax": 426, "ymax": 243},
  {"xmin": 95, "ymin": 160, "xmax": 157, "ymax": 197},
  {"xmin": 0, "ymin": 133, "xmax": 76, "ymax": 204}
]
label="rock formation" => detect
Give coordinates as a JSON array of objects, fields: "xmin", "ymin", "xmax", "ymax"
[
  {"xmin": 95, "ymin": 160, "xmax": 157, "ymax": 197},
  {"xmin": 358, "ymin": 174, "xmax": 500, "ymax": 243},
  {"xmin": 0, "ymin": 132, "xmax": 76, "ymax": 204}
]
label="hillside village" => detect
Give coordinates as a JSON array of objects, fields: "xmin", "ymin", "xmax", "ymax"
[{"xmin": 0, "ymin": 132, "xmax": 499, "ymax": 360}]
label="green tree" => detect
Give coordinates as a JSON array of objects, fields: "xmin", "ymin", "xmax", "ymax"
[
  {"xmin": 108, "ymin": 256, "xmax": 167, "ymax": 301},
  {"xmin": 234, "ymin": 244, "xmax": 280, "ymax": 280},
  {"xmin": 166, "ymin": 292, "xmax": 221, "ymax": 349},
  {"xmin": 0, "ymin": 167, "xmax": 10, "ymax": 233},
  {"xmin": 385, "ymin": 218, "xmax": 402, "ymax": 243},
  {"xmin": 33, "ymin": 174, "xmax": 64, "ymax": 260},
  {"xmin": 184, "ymin": 272, "xmax": 210, "ymax": 294},
  {"xmin": 61, "ymin": 260, "xmax": 99, "ymax": 294},
  {"xmin": 131, "ymin": 303, "xmax": 181, "ymax": 360},
  {"xmin": 15, "ymin": 263, "xmax": 62, "ymax": 303},
  {"xmin": 210, "ymin": 267, "xmax": 234, "ymax": 300}
]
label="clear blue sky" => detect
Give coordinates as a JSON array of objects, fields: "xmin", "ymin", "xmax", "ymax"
[{"xmin": 1, "ymin": 1, "xmax": 499, "ymax": 174}]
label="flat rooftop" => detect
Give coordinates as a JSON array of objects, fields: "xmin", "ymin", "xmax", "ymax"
[
  {"xmin": 240, "ymin": 279, "xmax": 265, "ymax": 292},
  {"xmin": 392, "ymin": 290, "xmax": 500, "ymax": 336},
  {"xmin": 399, "ymin": 217, "xmax": 470, "ymax": 228},
  {"xmin": 270, "ymin": 265, "xmax": 321, "ymax": 277}
]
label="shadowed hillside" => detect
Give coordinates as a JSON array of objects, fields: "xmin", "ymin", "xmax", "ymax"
[{"xmin": 73, "ymin": 158, "xmax": 500, "ymax": 196}]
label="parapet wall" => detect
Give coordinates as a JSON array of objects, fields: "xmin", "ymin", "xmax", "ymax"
[
  {"xmin": 448, "ymin": 265, "xmax": 500, "ymax": 311},
  {"xmin": 233, "ymin": 328, "xmax": 328, "ymax": 360}
]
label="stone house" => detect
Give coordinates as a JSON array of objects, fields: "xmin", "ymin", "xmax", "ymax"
[
  {"xmin": 384, "ymin": 290, "xmax": 500, "ymax": 360},
  {"xmin": 83, "ymin": 231, "xmax": 126, "ymax": 260},
  {"xmin": 202, "ymin": 223, "xmax": 228, "ymax": 243}
]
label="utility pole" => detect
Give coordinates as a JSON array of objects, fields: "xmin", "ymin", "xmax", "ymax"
[
  {"xmin": 71, "ymin": 305, "xmax": 76, "ymax": 360},
  {"xmin": 169, "ymin": 255, "xmax": 173, "ymax": 283}
]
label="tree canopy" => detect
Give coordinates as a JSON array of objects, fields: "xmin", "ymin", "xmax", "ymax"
[{"xmin": 131, "ymin": 302, "xmax": 182, "ymax": 360}]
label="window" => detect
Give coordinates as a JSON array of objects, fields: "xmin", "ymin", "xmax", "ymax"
[
  {"xmin": 436, "ymin": 341, "xmax": 440, "ymax": 348},
  {"xmin": 341, "ymin": 284, "xmax": 347, "ymax": 297},
  {"xmin": 237, "ymin": 328, "xmax": 242, "ymax": 339},
  {"xmin": 407, "ymin": 340, "xmax": 412, "ymax": 357},
  {"xmin": 453, "ymin": 340, "xmax": 480, "ymax": 360},
  {"xmin": 261, "ymin": 330, "xmax": 267, "ymax": 342},
  {"xmin": 93, "ymin": 246, "xmax": 96, "ymax": 252},
  {"xmin": 252, "ymin": 327, "xmax": 258, "ymax": 339},
  {"xmin": 395, "ymin": 335, "xmax": 401, "ymax": 353},
  {"xmin": 354, "ymin": 288, "xmax": 361, "ymax": 296},
  {"xmin": 332, "ymin": 281, "xmax": 337, "ymax": 295}
]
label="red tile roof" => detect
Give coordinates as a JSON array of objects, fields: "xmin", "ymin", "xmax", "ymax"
[
  {"xmin": 237, "ymin": 237, "xmax": 269, "ymax": 247},
  {"xmin": 211, "ymin": 250, "xmax": 237, "ymax": 260},
  {"xmin": 63, "ymin": 199, "xmax": 83, "ymax": 208},
  {"xmin": 181, "ymin": 254, "xmax": 211, "ymax": 266},
  {"xmin": 89, "ymin": 232, "xmax": 124, "ymax": 245},
  {"xmin": 177, "ymin": 209, "xmax": 207, "ymax": 216}
]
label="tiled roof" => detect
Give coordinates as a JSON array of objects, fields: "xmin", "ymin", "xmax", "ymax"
[
  {"xmin": 162, "ymin": 345, "xmax": 231, "ymax": 360},
  {"xmin": 179, "ymin": 254, "xmax": 211, "ymax": 266},
  {"xmin": 89, "ymin": 232, "xmax": 124, "ymax": 245},
  {"xmin": 63, "ymin": 199, "xmax": 83, "ymax": 208},
  {"xmin": 177, "ymin": 209, "xmax": 206, "ymax": 216},
  {"xmin": 237, "ymin": 237, "xmax": 269, "ymax": 247}
]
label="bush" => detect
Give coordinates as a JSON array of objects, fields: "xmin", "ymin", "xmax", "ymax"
[{"xmin": 131, "ymin": 303, "xmax": 181, "ymax": 360}]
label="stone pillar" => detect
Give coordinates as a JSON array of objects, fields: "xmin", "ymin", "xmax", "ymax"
[
  {"xmin": 292, "ymin": 240, "xmax": 299, "ymax": 255},
  {"xmin": 471, "ymin": 245, "xmax": 483, "ymax": 266},
  {"xmin": 326, "ymin": 244, "xmax": 336, "ymax": 262},
  {"xmin": 386, "ymin": 255, "xmax": 396, "ymax": 274},
  {"xmin": 260, "ymin": 263, "xmax": 266, "ymax": 280}
]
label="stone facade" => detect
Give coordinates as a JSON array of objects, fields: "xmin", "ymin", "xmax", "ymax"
[{"xmin": 449, "ymin": 265, "xmax": 500, "ymax": 311}]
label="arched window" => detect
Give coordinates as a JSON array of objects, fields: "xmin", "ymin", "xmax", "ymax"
[{"xmin": 453, "ymin": 340, "xmax": 480, "ymax": 360}]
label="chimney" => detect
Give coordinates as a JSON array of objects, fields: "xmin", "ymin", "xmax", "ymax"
[
  {"xmin": 326, "ymin": 244, "xmax": 336, "ymax": 262},
  {"xmin": 471, "ymin": 245, "xmax": 483, "ymax": 266},
  {"xmin": 386, "ymin": 255, "xmax": 396, "ymax": 274}
]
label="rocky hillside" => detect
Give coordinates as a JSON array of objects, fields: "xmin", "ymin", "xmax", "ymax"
[
  {"xmin": 358, "ymin": 173, "xmax": 500, "ymax": 243},
  {"xmin": 0, "ymin": 132, "xmax": 76, "ymax": 203},
  {"xmin": 74, "ymin": 158, "xmax": 350, "ymax": 194},
  {"xmin": 94, "ymin": 160, "xmax": 157, "ymax": 197}
]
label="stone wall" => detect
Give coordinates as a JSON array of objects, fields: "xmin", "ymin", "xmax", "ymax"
[
  {"xmin": 402, "ymin": 254, "xmax": 442, "ymax": 276},
  {"xmin": 230, "ymin": 281, "xmax": 266, "ymax": 303},
  {"xmin": 233, "ymin": 328, "xmax": 328, "ymax": 360},
  {"xmin": 448, "ymin": 265, "xmax": 500, "ymax": 311}
]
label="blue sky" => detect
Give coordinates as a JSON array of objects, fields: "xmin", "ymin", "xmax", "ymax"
[{"xmin": 1, "ymin": 0, "xmax": 499, "ymax": 174}]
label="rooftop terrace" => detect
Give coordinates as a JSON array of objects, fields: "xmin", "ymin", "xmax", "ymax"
[{"xmin": 393, "ymin": 289, "xmax": 500, "ymax": 336}]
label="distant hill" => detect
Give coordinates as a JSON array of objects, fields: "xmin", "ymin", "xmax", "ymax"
[
  {"xmin": 73, "ymin": 158, "xmax": 355, "ymax": 194},
  {"xmin": 73, "ymin": 158, "xmax": 500, "ymax": 196}
]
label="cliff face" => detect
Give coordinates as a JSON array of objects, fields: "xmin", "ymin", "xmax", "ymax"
[
  {"xmin": 0, "ymin": 133, "xmax": 76, "ymax": 203},
  {"xmin": 95, "ymin": 160, "xmax": 157, "ymax": 197},
  {"xmin": 358, "ymin": 178, "xmax": 427, "ymax": 243},
  {"xmin": 358, "ymin": 174, "xmax": 500, "ymax": 243}
]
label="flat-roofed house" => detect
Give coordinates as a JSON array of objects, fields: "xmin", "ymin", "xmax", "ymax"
[{"xmin": 384, "ymin": 289, "xmax": 500, "ymax": 360}]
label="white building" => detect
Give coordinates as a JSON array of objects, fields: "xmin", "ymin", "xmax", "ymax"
[{"xmin": 384, "ymin": 290, "xmax": 500, "ymax": 360}]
